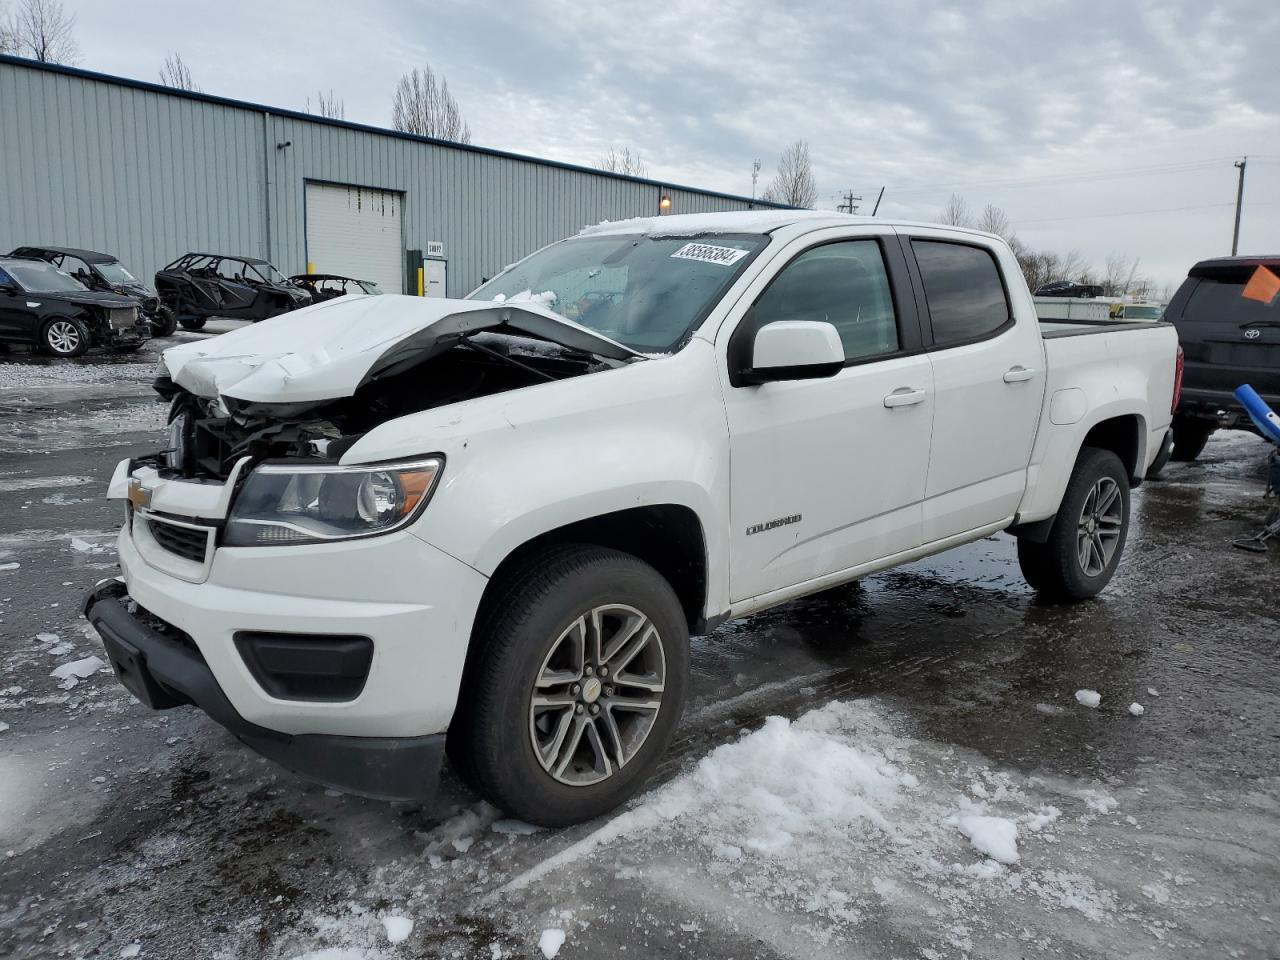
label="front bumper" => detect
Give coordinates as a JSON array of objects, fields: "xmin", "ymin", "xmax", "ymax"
[{"xmin": 84, "ymin": 579, "xmax": 444, "ymax": 802}]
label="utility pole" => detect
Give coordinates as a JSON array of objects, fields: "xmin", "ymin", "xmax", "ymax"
[
  {"xmin": 871, "ymin": 186, "xmax": 885, "ymax": 216},
  {"xmin": 837, "ymin": 190, "xmax": 862, "ymax": 214},
  {"xmin": 1232, "ymin": 157, "xmax": 1247, "ymax": 255},
  {"xmin": 751, "ymin": 159, "xmax": 761, "ymax": 201}
]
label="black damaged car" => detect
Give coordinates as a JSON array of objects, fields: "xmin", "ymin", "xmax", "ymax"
[
  {"xmin": 0, "ymin": 256, "xmax": 152, "ymax": 357},
  {"xmin": 156, "ymin": 253, "xmax": 312, "ymax": 330},
  {"xmin": 8, "ymin": 245, "xmax": 177, "ymax": 337}
]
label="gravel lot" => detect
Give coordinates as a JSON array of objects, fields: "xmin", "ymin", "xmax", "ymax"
[{"xmin": 1, "ymin": 334, "xmax": 1278, "ymax": 960}]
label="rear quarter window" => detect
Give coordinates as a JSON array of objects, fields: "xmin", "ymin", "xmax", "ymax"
[{"xmin": 913, "ymin": 240, "xmax": 1012, "ymax": 347}]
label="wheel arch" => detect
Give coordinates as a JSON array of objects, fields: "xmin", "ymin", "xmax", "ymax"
[
  {"xmin": 476, "ymin": 504, "xmax": 710, "ymax": 634},
  {"xmin": 1080, "ymin": 413, "xmax": 1146, "ymax": 483}
]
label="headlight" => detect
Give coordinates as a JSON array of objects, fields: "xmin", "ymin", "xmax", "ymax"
[{"xmin": 224, "ymin": 457, "xmax": 443, "ymax": 547}]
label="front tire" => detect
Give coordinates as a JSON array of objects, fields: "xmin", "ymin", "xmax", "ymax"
[
  {"xmin": 1017, "ymin": 447, "xmax": 1130, "ymax": 601},
  {"xmin": 41, "ymin": 317, "xmax": 90, "ymax": 357},
  {"xmin": 1170, "ymin": 415, "xmax": 1214, "ymax": 462},
  {"xmin": 150, "ymin": 305, "xmax": 178, "ymax": 337},
  {"xmin": 177, "ymin": 316, "xmax": 207, "ymax": 330},
  {"xmin": 449, "ymin": 544, "xmax": 690, "ymax": 827}
]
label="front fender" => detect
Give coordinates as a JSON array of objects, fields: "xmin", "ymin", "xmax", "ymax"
[{"xmin": 346, "ymin": 341, "xmax": 733, "ymax": 620}]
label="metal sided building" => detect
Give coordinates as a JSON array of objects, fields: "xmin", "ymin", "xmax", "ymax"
[{"xmin": 0, "ymin": 55, "xmax": 783, "ymax": 298}]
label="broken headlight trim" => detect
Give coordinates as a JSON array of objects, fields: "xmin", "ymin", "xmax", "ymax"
[{"xmin": 223, "ymin": 457, "xmax": 443, "ymax": 547}]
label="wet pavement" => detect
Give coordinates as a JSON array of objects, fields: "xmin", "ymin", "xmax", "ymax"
[{"xmin": 1, "ymin": 337, "xmax": 1278, "ymax": 959}]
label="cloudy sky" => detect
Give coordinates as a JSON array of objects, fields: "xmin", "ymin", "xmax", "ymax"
[{"xmin": 55, "ymin": 0, "xmax": 1280, "ymax": 291}]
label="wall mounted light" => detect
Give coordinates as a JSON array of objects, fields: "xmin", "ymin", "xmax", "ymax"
[{"xmin": 658, "ymin": 194, "xmax": 672, "ymax": 214}]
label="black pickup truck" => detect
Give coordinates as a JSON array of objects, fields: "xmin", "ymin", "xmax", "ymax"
[{"xmin": 1164, "ymin": 255, "xmax": 1280, "ymax": 461}]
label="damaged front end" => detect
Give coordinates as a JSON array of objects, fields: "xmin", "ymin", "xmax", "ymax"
[{"xmin": 150, "ymin": 294, "xmax": 639, "ymax": 483}]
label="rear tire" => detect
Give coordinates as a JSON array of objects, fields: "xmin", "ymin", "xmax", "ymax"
[
  {"xmin": 177, "ymin": 316, "xmax": 207, "ymax": 330},
  {"xmin": 1170, "ymin": 415, "xmax": 1213, "ymax": 462},
  {"xmin": 449, "ymin": 544, "xmax": 689, "ymax": 827},
  {"xmin": 40, "ymin": 317, "xmax": 90, "ymax": 358},
  {"xmin": 1017, "ymin": 447, "xmax": 1130, "ymax": 601}
]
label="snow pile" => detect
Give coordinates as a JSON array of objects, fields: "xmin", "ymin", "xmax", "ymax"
[
  {"xmin": 537, "ymin": 929, "xmax": 565, "ymax": 958},
  {"xmin": 498, "ymin": 699, "xmax": 1134, "ymax": 954},
  {"xmin": 950, "ymin": 813, "xmax": 1019, "ymax": 864},
  {"xmin": 1075, "ymin": 689, "xmax": 1101, "ymax": 708},
  {"xmin": 1128, "ymin": 703, "xmax": 1145, "ymax": 716},
  {"xmin": 381, "ymin": 914, "xmax": 412, "ymax": 944},
  {"xmin": 51, "ymin": 655, "xmax": 105, "ymax": 690},
  {"xmin": 682, "ymin": 709, "xmax": 918, "ymax": 857}
]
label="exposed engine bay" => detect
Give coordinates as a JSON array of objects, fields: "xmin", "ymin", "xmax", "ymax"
[{"xmin": 155, "ymin": 332, "xmax": 610, "ymax": 480}]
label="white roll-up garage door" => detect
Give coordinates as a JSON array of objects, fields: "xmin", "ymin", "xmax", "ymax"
[{"xmin": 305, "ymin": 183, "xmax": 404, "ymax": 294}]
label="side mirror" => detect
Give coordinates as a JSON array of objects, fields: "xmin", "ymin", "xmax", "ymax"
[
  {"xmin": 741, "ymin": 320, "xmax": 844, "ymax": 385},
  {"xmin": 0, "ymin": 281, "xmax": 17, "ymax": 295}
]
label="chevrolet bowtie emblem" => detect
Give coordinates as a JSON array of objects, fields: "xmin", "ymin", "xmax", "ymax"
[{"xmin": 127, "ymin": 478, "xmax": 153, "ymax": 510}]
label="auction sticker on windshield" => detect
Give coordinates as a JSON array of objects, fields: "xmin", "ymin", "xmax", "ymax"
[{"xmin": 670, "ymin": 242, "xmax": 750, "ymax": 266}]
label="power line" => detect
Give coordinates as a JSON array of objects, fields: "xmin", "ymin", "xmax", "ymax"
[
  {"xmin": 1017, "ymin": 201, "xmax": 1236, "ymax": 225},
  {"xmin": 889, "ymin": 157, "xmax": 1239, "ymax": 197}
]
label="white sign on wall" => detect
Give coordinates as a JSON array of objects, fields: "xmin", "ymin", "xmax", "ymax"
[{"xmin": 426, "ymin": 241, "xmax": 445, "ymax": 258}]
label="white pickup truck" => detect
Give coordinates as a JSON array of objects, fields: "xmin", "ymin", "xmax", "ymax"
[{"xmin": 85, "ymin": 211, "xmax": 1181, "ymax": 826}]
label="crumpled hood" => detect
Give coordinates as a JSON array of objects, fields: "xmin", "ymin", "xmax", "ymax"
[{"xmin": 160, "ymin": 293, "xmax": 642, "ymax": 407}]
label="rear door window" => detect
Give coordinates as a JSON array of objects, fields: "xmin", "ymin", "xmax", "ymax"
[{"xmin": 913, "ymin": 240, "xmax": 1012, "ymax": 347}]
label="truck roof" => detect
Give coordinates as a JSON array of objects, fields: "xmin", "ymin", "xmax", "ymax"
[{"xmin": 579, "ymin": 210, "xmax": 1005, "ymax": 241}]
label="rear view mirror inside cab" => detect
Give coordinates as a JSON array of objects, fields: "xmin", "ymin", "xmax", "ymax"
[{"xmin": 740, "ymin": 320, "xmax": 844, "ymax": 385}]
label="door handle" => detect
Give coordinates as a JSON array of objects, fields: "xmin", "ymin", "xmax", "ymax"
[
  {"xmin": 883, "ymin": 387, "xmax": 927, "ymax": 408},
  {"xmin": 1003, "ymin": 366, "xmax": 1036, "ymax": 383}
]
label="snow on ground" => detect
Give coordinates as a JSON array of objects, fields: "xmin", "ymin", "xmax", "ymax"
[
  {"xmin": 269, "ymin": 699, "xmax": 1179, "ymax": 958},
  {"xmin": 0, "ymin": 400, "xmax": 166, "ymax": 453},
  {"xmin": 0, "ymin": 361, "xmax": 156, "ymax": 389}
]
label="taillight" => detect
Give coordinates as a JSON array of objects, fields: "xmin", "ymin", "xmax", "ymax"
[{"xmin": 1172, "ymin": 345, "xmax": 1184, "ymax": 414}]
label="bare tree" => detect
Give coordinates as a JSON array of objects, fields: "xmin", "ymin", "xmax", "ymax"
[
  {"xmin": 1101, "ymin": 253, "xmax": 1148, "ymax": 298},
  {"xmin": 976, "ymin": 203, "xmax": 1013, "ymax": 241},
  {"xmin": 939, "ymin": 193, "xmax": 973, "ymax": 227},
  {"xmin": 158, "ymin": 53, "xmax": 200, "ymax": 92},
  {"xmin": 0, "ymin": 2, "xmax": 16, "ymax": 53},
  {"xmin": 761, "ymin": 140, "xmax": 817, "ymax": 208},
  {"xmin": 307, "ymin": 89, "xmax": 345, "ymax": 120},
  {"xmin": 597, "ymin": 145, "xmax": 648, "ymax": 178},
  {"xmin": 392, "ymin": 65, "xmax": 471, "ymax": 143},
  {"xmin": 4, "ymin": 0, "xmax": 78, "ymax": 63}
]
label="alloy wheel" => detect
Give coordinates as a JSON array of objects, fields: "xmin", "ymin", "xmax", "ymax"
[
  {"xmin": 1076, "ymin": 477, "xmax": 1123, "ymax": 577},
  {"xmin": 46, "ymin": 321, "xmax": 81, "ymax": 354},
  {"xmin": 529, "ymin": 604, "xmax": 667, "ymax": 787}
]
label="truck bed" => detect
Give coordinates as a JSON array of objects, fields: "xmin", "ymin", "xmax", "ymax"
[{"xmin": 1040, "ymin": 318, "xmax": 1168, "ymax": 339}]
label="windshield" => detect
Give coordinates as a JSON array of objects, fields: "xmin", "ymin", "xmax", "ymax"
[
  {"xmin": 4, "ymin": 261, "xmax": 89, "ymax": 293},
  {"xmin": 469, "ymin": 233, "xmax": 768, "ymax": 352},
  {"xmin": 358, "ymin": 280, "xmax": 383, "ymax": 295},
  {"xmin": 247, "ymin": 262, "xmax": 288, "ymax": 284},
  {"xmin": 96, "ymin": 261, "xmax": 138, "ymax": 284}
]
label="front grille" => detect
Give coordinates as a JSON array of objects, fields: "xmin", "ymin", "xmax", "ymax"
[
  {"xmin": 108, "ymin": 307, "xmax": 138, "ymax": 330},
  {"xmin": 146, "ymin": 516, "xmax": 211, "ymax": 563}
]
